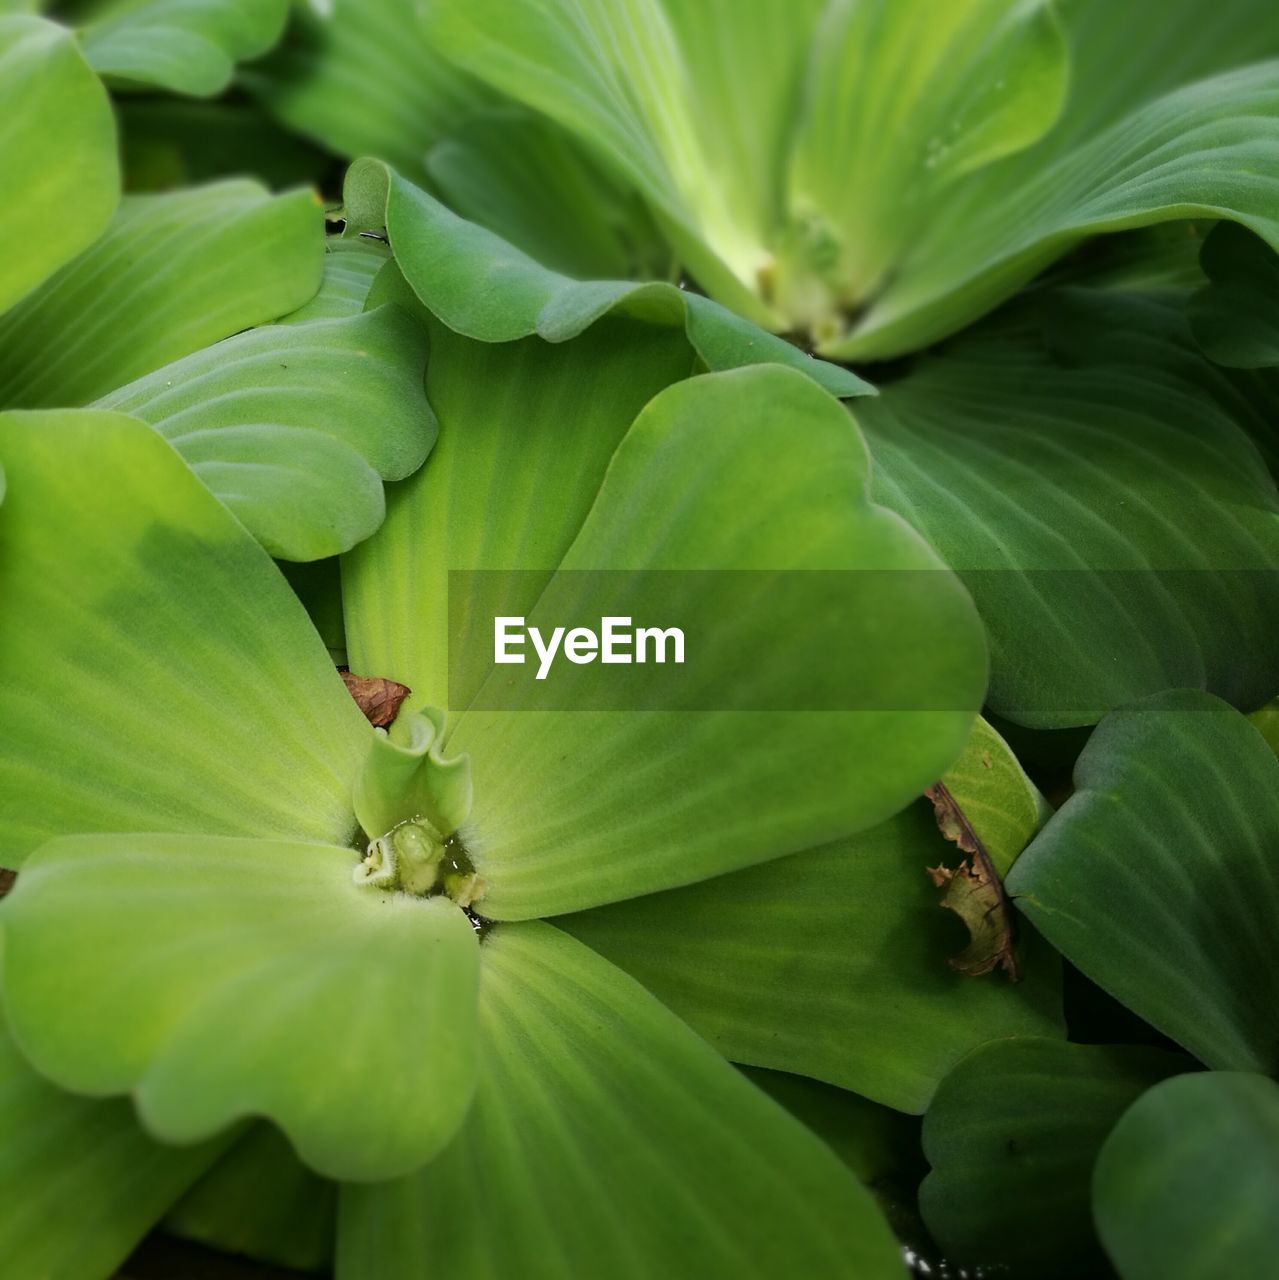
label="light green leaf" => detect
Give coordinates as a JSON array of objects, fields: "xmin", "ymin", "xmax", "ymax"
[
  {"xmin": 427, "ymin": 110, "xmax": 668, "ymax": 281},
  {"xmin": 0, "ymin": 15, "xmax": 118, "ymax": 315},
  {"xmin": 937, "ymin": 715, "xmax": 1050, "ymax": 877},
  {"xmin": 0, "ymin": 180, "xmax": 324, "ymax": 408},
  {"xmin": 859, "ymin": 289, "xmax": 1279, "ymax": 728},
  {"xmin": 447, "ymin": 367, "xmax": 986, "ymax": 919},
  {"xmin": 79, "ymin": 0, "xmax": 289, "ymax": 96},
  {"xmin": 166, "ymin": 1124, "xmax": 336, "ymax": 1274},
  {"xmin": 1189, "ymin": 222, "xmax": 1279, "ymax": 368},
  {"xmin": 342, "ymin": 313, "xmax": 697, "ymax": 710},
  {"xmin": 561, "ymin": 802, "xmax": 1061, "ymax": 1115},
  {"xmin": 341, "ymin": 160, "xmax": 872, "ymax": 398},
  {"xmin": 1008, "ymin": 690, "xmax": 1279, "ymax": 1073},
  {"xmin": 920, "ymin": 1037, "xmax": 1189, "ymax": 1279},
  {"xmin": 1094, "ymin": 1072, "xmax": 1279, "ymax": 1280},
  {"xmin": 336, "ymin": 922, "xmax": 906, "ymax": 1280},
  {"xmin": 95, "ymin": 305, "xmax": 434, "ymax": 560},
  {"xmin": 0, "ymin": 409, "xmax": 369, "ymax": 868},
  {"xmin": 0, "ymin": 832, "xmax": 480, "ymax": 1182},
  {"xmin": 0, "ymin": 1019, "xmax": 229, "ymax": 1280},
  {"xmin": 243, "ymin": 0, "xmax": 490, "ymax": 181}
]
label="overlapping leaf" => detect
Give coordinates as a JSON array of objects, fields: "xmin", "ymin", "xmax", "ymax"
[
  {"xmin": 78, "ymin": 0, "xmax": 289, "ymax": 97},
  {"xmin": 1094, "ymin": 1072, "xmax": 1279, "ymax": 1280},
  {"xmin": 0, "ymin": 833, "xmax": 480, "ymax": 1182},
  {"xmin": 1008, "ymin": 690, "xmax": 1279, "ymax": 1073},
  {"xmin": 442, "ymin": 366, "xmax": 986, "ymax": 918},
  {"xmin": 0, "ymin": 409, "xmax": 369, "ymax": 867},
  {"xmin": 340, "ymin": 160, "xmax": 871, "ymax": 397},
  {"xmin": 858, "ymin": 290, "xmax": 1279, "ymax": 727},
  {"xmin": 0, "ymin": 15, "xmax": 118, "ymax": 315},
  {"xmin": 561, "ymin": 801, "xmax": 1061, "ymax": 1114},
  {"xmin": 0, "ymin": 1021, "xmax": 228, "ymax": 1280},
  {"xmin": 1189, "ymin": 222, "xmax": 1279, "ymax": 368},
  {"xmin": 0, "ymin": 180, "xmax": 323, "ymax": 407},
  {"xmin": 96, "ymin": 305, "xmax": 433, "ymax": 559},
  {"xmin": 920, "ymin": 1038, "xmax": 1189, "ymax": 1278},
  {"xmin": 337, "ymin": 923, "xmax": 906, "ymax": 1280}
]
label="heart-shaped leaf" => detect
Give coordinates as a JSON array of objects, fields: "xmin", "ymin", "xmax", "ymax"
[
  {"xmin": 0, "ymin": 180, "xmax": 323, "ymax": 408},
  {"xmin": 0, "ymin": 1019, "xmax": 229, "ymax": 1280},
  {"xmin": 79, "ymin": 0, "xmax": 289, "ymax": 97},
  {"xmin": 0, "ymin": 408, "xmax": 369, "ymax": 868},
  {"xmin": 1007, "ymin": 690, "xmax": 1279, "ymax": 1072},
  {"xmin": 561, "ymin": 800, "xmax": 1061, "ymax": 1114},
  {"xmin": 0, "ymin": 832, "xmax": 480, "ymax": 1182},
  {"xmin": 0, "ymin": 15, "xmax": 118, "ymax": 316},
  {"xmin": 1094, "ymin": 1072, "xmax": 1279, "ymax": 1280},
  {"xmin": 95, "ymin": 305, "xmax": 434, "ymax": 560},
  {"xmin": 920, "ymin": 1037, "xmax": 1190, "ymax": 1278},
  {"xmin": 340, "ymin": 160, "xmax": 872, "ymax": 398},
  {"xmin": 444, "ymin": 365, "xmax": 986, "ymax": 918},
  {"xmin": 859, "ymin": 290, "xmax": 1279, "ymax": 727},
  {"xmin": 336, "ymin": 922, "xmax": 907, "ymax": 1280}
]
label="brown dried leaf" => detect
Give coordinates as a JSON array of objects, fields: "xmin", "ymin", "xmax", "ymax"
[
  {"xmin": 0, "ymin": 869, "xmax": 13, "ymax": 899},
  {"xmin": 925, "ymin": 782, "xmax": 1019, "ymax": 980},
  {"xmin": 341, "ymin": 670, "xmax": 411, "ymax": 728}
]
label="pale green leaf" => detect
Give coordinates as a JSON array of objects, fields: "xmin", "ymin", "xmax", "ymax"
[
  {"xmin": 859, "ymin": 289, "xmax": 1279, "ymax": 728},
  {"xmin": 0, "ymin": 832, "xmax": 480, "ymax": 1182},
  {"xmin": 1094, "ymin": 1072, "xmax": 1279, "ymax": 1280},
  {"xmin": 921, "ymin": 1037, "xmax": 1189, "ymax": 1278},
  {"xmin": 561, "ymin": 801, "xmax": 1062, "ymax": 1114},
  {"xmin": 0, "ymin": 15, "xmax": 118, "ymax": 315},
  {"xmin": 446, "ymin": 367, "xmax": 985, "ymax": 919},
  {"xmin": 0, "ymin": 1019, "xmax": 229, "ymax": 1280},
  {"xmin": 0, "ymin": 180, "xmax": 324, "ymax": 408},
  {"xmin": 165, "ymin": 1125, "xmax": 336, "ymax": 1274},
  {"xmin": 336, "ymin": 922, "xmax": 906, "ymax": 1280},
  {"xmin": 0, "ymin": 409, "xmax": 370, "ymax": 868},
  {"xmin": 340, "ymin": 160, "xmax": 872, "ymax": 398},
  {"xmin": 1008, "ymin": 690, "xmax": 1279, "ymax": 1073},
  {"xmin": 79, "ymin": 0, "xmax": 289, "ymax": 97},
  {"xmin": 277, "ymin": 238, "xmax": 390, "ymax": 325},
  {"xmin": 243, "ymin": 0, "xmax": 490, "ymax": 181},
  {"xmin": 95, "ymin": 305, "xmax": 434, "ymax": 560}
]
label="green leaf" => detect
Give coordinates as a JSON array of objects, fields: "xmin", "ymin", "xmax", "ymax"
[
  {"xmin": 277, "ymin": 238, "xmax": 390, "ymax": 325},
  {"xmin": 341, "ymin": 160, "xmax": 872, "ymax": 398},
  {"xmin": 342, "ymin": 313, "xmax": 696, "ymax": 710},
  {"xmin": 1008, "ymin": 690, "xmax": 1279, "ymax": 1073},
  {"xmin": 937, "ymin": 716, "xmax": 1050, "ymax": 877},
  {"xmin": 859, "ymin": 290, "xmax": 1279, "ymax": 728},
  {"xmin": 1189, "ymin": 222, "xmax": 1279, "ymax": 368},
  {"xmin": 0, "ymin": 180, "xmax": 324, "ymax": 408},
  {"xmin": 427, "ymin": 110, "xmax": 668, "ymax": 280},
  {"xmin": 0, "ymin": 1019, "xmax": 229, "ymax": 1280},
  {"xmin": 336, "ymin": 922, "xmax": 907, "ymax": 1280},
  {"xmin": 920, "ymin": 1037, "xmax": 1189, "ymax": 1278},
  {"xmin": 0, "ymin": 832, "xmax": 480, "ymax": 1182},
  {"xmin": 1094, "ymin": 1072, "xmax": 1279, "ymax": 1280},
  {"xmin": 0, "ymin": 408, "xmax": 369, "ymax": 868},
  {"xmin": 79, "ymin": 0, "xmax": 289, "ymax": 96},
  {"xmin": 242, "ymin": 0, "xmax": 490, "ymax": 182},
  {"xmin": 94, "ymin": 305, "xmax": 434, "ymax": 560},
  {"xmin": 561, "ymin": 802, "xmax": 1061, "ymax": 1114},
  {"xmin": 0, "ymin": 15, "xmax": 118, "ymax": 315},
  {"xmin": 446, "ymin": 366, "xmax": 986, "ymax": 919},
  {"xmin": 165, "ymin": 1124, "xmax": 337, "ymax": 1274}
]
